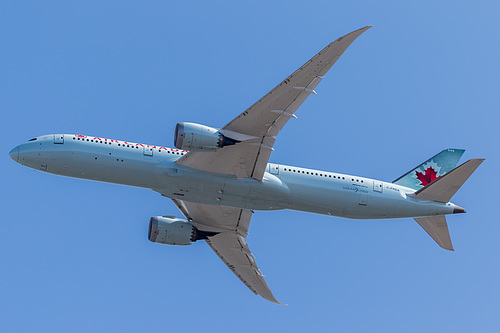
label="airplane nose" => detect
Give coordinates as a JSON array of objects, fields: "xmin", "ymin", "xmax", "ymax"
[{"xmin": 9, "ymin": 146, "xmax": 19, "ymax": 162}]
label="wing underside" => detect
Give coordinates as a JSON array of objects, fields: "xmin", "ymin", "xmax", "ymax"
[{"xmin": 172, "ymin": 199, "xmax": 281, "ymax": 304}]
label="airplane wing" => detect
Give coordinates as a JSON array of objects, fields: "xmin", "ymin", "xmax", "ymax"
[
  {"xmin": 171, "ymin": 199, "xmax": 281, "ymax": 304},
  {"xmin": 177, "ymin": 26, "xmax": 371, "ymax": 180}
]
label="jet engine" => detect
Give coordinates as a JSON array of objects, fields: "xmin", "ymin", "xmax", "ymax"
[
  {"xmin": 148, "ymin": 216, "xmax": 217, "ymax": 246},
  {"xmin": 174, "ymin": 122, "xmax": 239, "ymax": 152}
]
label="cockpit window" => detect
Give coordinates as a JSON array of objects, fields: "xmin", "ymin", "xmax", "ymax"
[{"xmin": 28, "ymin": 138, "xmax": 37, "ymax": 141}]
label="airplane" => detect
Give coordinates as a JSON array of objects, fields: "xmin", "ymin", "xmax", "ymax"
[{"xmin": 9, "ymin": 26, "xmax": 484, "ymax": 304}]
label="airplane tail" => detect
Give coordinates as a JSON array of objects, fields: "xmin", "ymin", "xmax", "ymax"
[
  {"xmin": 393, "ymin": 148, "xmax": 465, "ymax": 190},
  {"xmin": 410, "ymin": 158, "xmax": 485, "ymax": 251},
  {"xmin": 409, "ymin": 158, "xmax": 484, "ymax": 203}
]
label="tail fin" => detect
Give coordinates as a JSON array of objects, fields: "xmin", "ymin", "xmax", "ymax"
[
  {"xmin": 410, "ymin": 159, "xmax": 484, "ymax": 203},
  {"xmin": 412, "ymin": 158, "xmax": 484, "ymax": 251},
  {"xmin": 393, "ymin": 149, "xmax": 465, "ymax": 190},
  {"xmin": 414, "ymin": 216, "xmax": 454, "ymax": 251}
]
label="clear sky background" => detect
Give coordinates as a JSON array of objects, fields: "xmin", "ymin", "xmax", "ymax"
[{"xmin": 1, "ymin": 1, "xmax": 499, "ymax": 332}]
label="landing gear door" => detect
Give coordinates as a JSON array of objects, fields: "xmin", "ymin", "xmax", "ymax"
[
  {"xmin": 268, "ymin": 163, "xmax": 279, "ymax": 175},
  {"xmin": 143, "ymin": 145, "xmax": 153, "ymax": 156},
  {"xmin": 54, "ymin": 134, "xmax": 64, "ymax": 144},
  {"xmin": 374, "ymin": 180, "xmax": 383, "ymax": 193}
]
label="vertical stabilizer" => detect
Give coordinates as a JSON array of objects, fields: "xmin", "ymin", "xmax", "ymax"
[
  {"xmin": 414, "ymin": 216, "xmax": 454, "ymax": 251},
  {"xmin": 393, "ymin": 149, "xmax": 465, "ymax": 190}
]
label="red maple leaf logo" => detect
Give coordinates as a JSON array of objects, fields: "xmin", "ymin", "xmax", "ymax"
[{"xmin": 415, "ymin": 167, "xmax": 440, "ymax": 186}]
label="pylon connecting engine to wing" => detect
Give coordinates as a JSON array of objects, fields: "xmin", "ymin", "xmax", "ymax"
[{"xmin": 174, "ymin": 122, "xmax": 240, "ymax": 152}]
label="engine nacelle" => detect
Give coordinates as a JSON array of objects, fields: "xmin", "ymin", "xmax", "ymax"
[
  {"xmin": 148, "ymin": 216, "xmax": 196, "ymax": 246},
  {"xmin": 148, "ymin": 216, "xmax": 218, "ymax": 246},
  {"xmin": 174, "ymin": 122, "xmax": 239, "ymax": 152}
]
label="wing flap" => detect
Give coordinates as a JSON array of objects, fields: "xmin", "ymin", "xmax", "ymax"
[{"xmin": 172, "ymin": 199, "xmax": 252, "ymax": 235}]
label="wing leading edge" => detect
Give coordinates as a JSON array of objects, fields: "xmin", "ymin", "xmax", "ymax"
[
  {"xmin": 171, "ymin": 199, "xmax": 281, "ymax": 304},
  {"xmin": 177, "ymin": 26, "xmax": 371, "ymax": 180}
]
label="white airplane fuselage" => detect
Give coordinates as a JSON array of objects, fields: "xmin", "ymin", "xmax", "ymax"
[{"xmin": 10, "ymin": 134, "xmax": 456, "ymax": 219}]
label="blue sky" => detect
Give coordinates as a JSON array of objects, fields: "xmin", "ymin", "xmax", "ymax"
[{"xmin": 1, "ymin": 1, "xmax": 499, "ymax": 332}]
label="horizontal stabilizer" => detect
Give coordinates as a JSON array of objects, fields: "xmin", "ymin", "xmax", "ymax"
[
  {"xmin": 410, "ymin": 159, "xmax": 484, "ymax": 203},
  {"xmin": 414, "ymin": 216, "xmax": 454, "ymax": 251}
]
